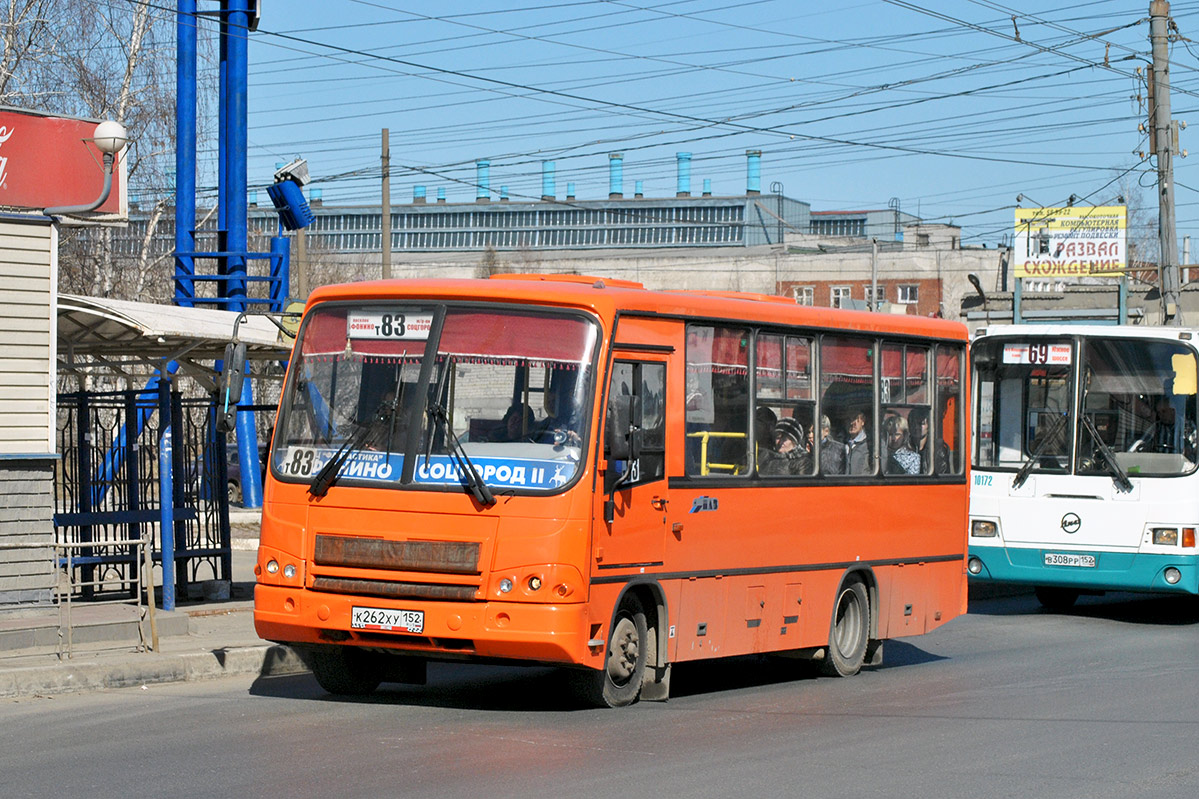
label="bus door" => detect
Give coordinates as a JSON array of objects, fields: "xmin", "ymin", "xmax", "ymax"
[{"xmin": 598, "ymin": 352, "xmax": 670, "ymax": 569}]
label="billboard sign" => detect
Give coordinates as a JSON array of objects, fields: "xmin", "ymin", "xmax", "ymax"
[
  {"xmin": 0, "ymin": 107, "xmax": 127, "ymax": 221},
  {"xmin": 1014, "ymin": 205, "xmax": 1126, "ymax": 278}
]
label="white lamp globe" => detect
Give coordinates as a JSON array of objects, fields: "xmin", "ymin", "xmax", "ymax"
[{"xmin": 93, "ymin": 120, "xmax": 128, "ymax": 155}]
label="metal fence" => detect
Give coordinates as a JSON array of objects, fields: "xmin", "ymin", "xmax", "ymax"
[{"xmin": 54, "ymin": 389, "xmax": 232, "ymax": 604}]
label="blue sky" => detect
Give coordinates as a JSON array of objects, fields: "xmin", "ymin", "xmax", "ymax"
[{"xmin": 231, "ymin": 0, "xmax": 1199, "ymax": 249}]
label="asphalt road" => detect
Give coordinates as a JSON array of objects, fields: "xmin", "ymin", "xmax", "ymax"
[{"xmin": 3, "ymin": 590, "xmax": 1197, "ymax": 799}]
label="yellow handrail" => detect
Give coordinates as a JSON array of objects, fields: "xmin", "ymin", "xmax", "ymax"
[{"xmin": 686, "ymin": 430, "xmax": 746, "ymax": 476}]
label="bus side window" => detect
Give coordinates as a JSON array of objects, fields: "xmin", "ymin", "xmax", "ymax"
[
  {"xmin": 821, "ymin": 336, "xmax": 877, "ymax": 476},
  {"xmin": 937, "ymin": 345, "xmax": 965, "ymax": 474},
  {"xmin": 881, "ymin": 343, "xmax": 930, "ymax": 476},
  {"xmin": 755, "ymin": 333, "xmax": 815, "ymax": 477},
  {"xmin": 685, "ymin": 324, "xmax": 749, "ymax": 477}
]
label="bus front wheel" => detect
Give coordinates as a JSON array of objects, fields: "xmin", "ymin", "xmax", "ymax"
[
  {"xmin": 821, "ymin": 580, "xmax": 870, "ymax": 677},
  {"xmin": 305, "ymin": 644, "xmax": 384, "ymax": 696},
  {"xmin": 581, "ymin": 593, "xmax": 650, "ymax": 708}
]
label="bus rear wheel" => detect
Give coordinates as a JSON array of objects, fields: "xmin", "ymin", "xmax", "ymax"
[
  {"xmin": 1034, "ymin": 586, "xmax": 1079, "ymax": 611},
  {"xmin": 821, "ymin": 579, "xmax": 870, "ymax": 678},
  {"xmin": 580, "ymin": 594, "xmax": 649, "ymax": 708},
  {"xmin": 306, "ymin": 645, "xmax": 384, "ymax": 696}
]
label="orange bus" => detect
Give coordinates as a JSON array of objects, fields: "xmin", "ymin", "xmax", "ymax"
[{"xmin": 253, "ymin": 274, "xmax": 969, "ymax": 706}]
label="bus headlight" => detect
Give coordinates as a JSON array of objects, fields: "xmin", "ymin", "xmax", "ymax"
[
  {"xmin": 967, "ymin": 557, "xmax": 984, "ymax": 575},
  {"xmin": 1152, "ymin": 527, "xmax": 1179, "ymax": 546},
  {"xmin": 499, "ymin": 578, "xmax": 514, "ymax": 594},
  {"xmin": 971, "ymin": 519, "xmax": 998, "ymax": 538},
  {"xmin": 266, "ymin": 559, "xmax": 280, "ymax": 574},
  {"xmin": 1164, "ymin": 567, "xmax": 1182, "ymax": 584}
]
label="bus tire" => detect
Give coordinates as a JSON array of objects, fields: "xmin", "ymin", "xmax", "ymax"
[
  {"xmin": 821, "ymin": 579, "xmax": 870, "ymax": 678},
  {"xmin": 1034, "ymin": 586, "xmax": 1079, "ymax": 611},
  {"xmin": 582, "ymin": 593, "xmax": 649, "ymax": 708},
  {"xmin": 306, "ymin": 645, "xmax": 384, "ymax": 696}
]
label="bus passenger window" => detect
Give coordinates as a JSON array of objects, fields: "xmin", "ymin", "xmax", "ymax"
[
  {"xmin": 755, "ymin": 333, "xmax": 815, "ymax": 477},
  {"xmin": 686, "ymin": 324, "xmax": 749, "ymax": 477},
  {"xmin": 936, "ymin": 346, "xmax": 965, "ymax": 474},
  {"xmin": 881, "ymin": 343, "xmax": 931, "ymax": 476},
  {"xmin": 821, "ymin": 336, "xmax": 877, "ymax": 475}
]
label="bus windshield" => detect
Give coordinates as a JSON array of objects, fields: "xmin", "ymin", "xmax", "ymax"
[
  {"xmin": 272, "ymin": 303, "xmax": 600, "ymax": 495},
  {"xmin": 974, "ymin": 335, "xmax": 1198, "ymax": 477}
]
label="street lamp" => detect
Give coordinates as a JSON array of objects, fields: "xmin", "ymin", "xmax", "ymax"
[
  {"xmin": 968, "ymin": 273, "xmax": 990, "ymax": 323},
  {"xmin": 44, "ymin": 119, "xmax": 128, "ymax": 216}
]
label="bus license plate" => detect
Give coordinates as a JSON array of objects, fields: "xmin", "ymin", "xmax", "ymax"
[
  {"xmin": 351, "ymin": 606, "xmax": 424, "ymax": 633},
  {"xmin": 1044, "ymin": 552, "xmax": 1096, "ymax": 568}
]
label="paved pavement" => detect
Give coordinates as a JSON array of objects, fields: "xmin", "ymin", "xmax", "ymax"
[{"xmin": 0, "ymin": 510, "xmax": 309, "ymax": 700}]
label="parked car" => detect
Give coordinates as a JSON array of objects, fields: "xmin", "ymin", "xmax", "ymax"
[{"xmin": 225, "ymin": 442, "xmax": 268, "ymax": 506}]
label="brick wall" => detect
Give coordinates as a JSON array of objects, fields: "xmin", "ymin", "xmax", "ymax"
[
  {"xmin": 0, "ymin": 460, "xmax": 56, "ymax": 606},
  {"xmin": 779, "ymin": 277, "xmax": 945, "ymax": 318}
]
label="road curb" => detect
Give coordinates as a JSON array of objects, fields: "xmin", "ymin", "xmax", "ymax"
[{"xmin": 0, "ymin": 644, "xmax": 308, "ymax": 699}]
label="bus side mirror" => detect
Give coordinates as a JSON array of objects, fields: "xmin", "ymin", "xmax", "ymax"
[
  {"xmin": 606, "ymin": 395, "xmax": 642, "ymax": 461},
  {"xmin": 216, "ymin": 341, "xmax": 247, "ymax": 433}
]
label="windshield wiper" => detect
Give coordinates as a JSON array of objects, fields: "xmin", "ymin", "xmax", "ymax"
[
  {"xmin": 308, "ymin": 397, "xmax": 398, "ymax": 498},
  {"xmin": 1080, "ymin": 412, "xmax": 1133, "ymax": 493},
  {"xmin": 426, "ymin": 402, "xmax": 496, "ymax": 507},
  {"xmin": 1012, "ymin": 412, "xmax": 1067, "ymax": 490},
  {"xmin": 422, "ymin": 359, "xmax": 495, "ymax": 507}
]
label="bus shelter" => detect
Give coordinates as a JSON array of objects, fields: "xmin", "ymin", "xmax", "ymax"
[{"xmin": 55, "ymin": 295, "xmax": 292, "ymax": 609}]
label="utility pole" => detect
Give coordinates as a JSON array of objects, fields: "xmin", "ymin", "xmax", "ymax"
[
  {"xmin": 1150, "ymin": 1, "xmax": 1183, "ymax": 324},
  {"xmin": 381, "ymin": 127, "xmax": 392, "ymax": 280},
  {"xmin": 295, "ymin": 226, "xmax": 309, "ymax": 299},
  {"xmin": 870, "ymin": 238, "xmax": 879, "ymax": 311}
]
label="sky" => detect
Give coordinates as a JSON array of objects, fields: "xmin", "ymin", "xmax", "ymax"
[{"xmin": 219, "ymin": 0, "xmax": 1199, "ymax": 249}]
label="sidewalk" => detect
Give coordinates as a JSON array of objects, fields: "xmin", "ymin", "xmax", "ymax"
[{"xmin": 0, "ymin": 509, "xmax": 308, "ymax": 700}]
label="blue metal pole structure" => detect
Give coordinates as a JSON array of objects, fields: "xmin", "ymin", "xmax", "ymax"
[
  {"xmin": 269, "ymin": 234, "xmax": 290, "ymax": 309},
  {"xmin": 217, "ymin": 3, "xmax": 228, "ymax": 294},
  {"xmin": 225, "ymin": 0, "xmax": 262, "ymax": 508},
  {"xmin": 175, "ymin": 0, "xmax": 196, "ymax": 306},
  {"xmin": 158, "ymin": 378, "xmax": 176, "ymax": 611},
  {"xmin": 226, "ymin": 0, "xmax": 248, "ymax": 312}
]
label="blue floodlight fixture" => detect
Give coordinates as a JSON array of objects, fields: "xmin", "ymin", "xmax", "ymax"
[{"xmin": 267, "ymin": 157, "xmax": 314, "ymax": 231}]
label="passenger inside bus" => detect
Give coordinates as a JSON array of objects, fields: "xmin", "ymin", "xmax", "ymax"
[
  {"xmin": 533, "ymin": 375, "xmax": 583, "ymax": 446},
  {"xmin": 752, "ymin": 406, "xmax": 777, "ymax": 471},
  {"xmin": 843, "ymin": 407, "xmax": 872, "ymax": 474},
  {"xmin": 493, "ymin": 403, "xmax": 536, "ymax": 442},
  {"xmin": 884, "ymin": 413, "xmax": 920, "ymax": 475},
  {"xmin": 908, "ymin": 406, "xmax": 949, "ymax": 473},
  {"xmin": 810, "ymin": 414, "xmax": 846, "ymax": 475},
  {"xmin": 759, "ymin": 416, "xmax": 811, "ymax": 476}
]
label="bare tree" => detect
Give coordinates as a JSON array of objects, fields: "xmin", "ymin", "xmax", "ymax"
[
  {"xmin": 1119, "ymin": 173, "xmax": 1160, "ymax": 287},
  {"xmin": 0, "ymin": 0, "xmax": 73, "ymax": 106},
  {"xmin": 0, "ymin": 1, "xmax": 213, "ymax": 305}
]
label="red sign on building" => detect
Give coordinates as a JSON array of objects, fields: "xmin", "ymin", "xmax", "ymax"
[{"xmin": 0, "ymin": 107, "xmax": 127, "ymax": 220}]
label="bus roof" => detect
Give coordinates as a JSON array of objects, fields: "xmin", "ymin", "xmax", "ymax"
[
  {"xmin": 307, "ymin": 274, "xmax": 969, "ymax": 342},
  {"xmin": 976, "ymin": 324, "xmax": 1199, "ymax": 341}
]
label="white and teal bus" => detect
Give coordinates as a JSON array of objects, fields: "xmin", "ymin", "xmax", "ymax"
[{"xmin": 968, "ymin": 324, "xmax": 1199, "ymax": 608}]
